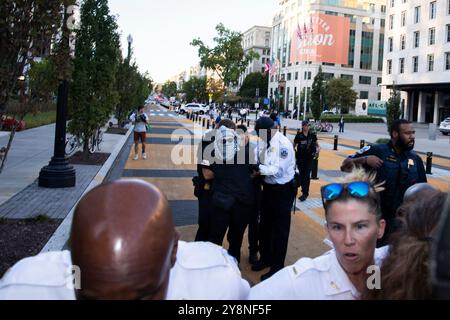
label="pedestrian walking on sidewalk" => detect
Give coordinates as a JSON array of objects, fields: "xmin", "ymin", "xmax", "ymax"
[
  {"xmin": 130, "ymin": 105, "xmax": 149, "ymax": 160},
  {"xmin": 339, "ymin": 116, "xmax": 345, "ymax": 133}
]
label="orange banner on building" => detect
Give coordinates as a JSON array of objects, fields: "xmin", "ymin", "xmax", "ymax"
[{"xmin": 290, "ymin": 13, "xmax": 350, "ymax": 65}]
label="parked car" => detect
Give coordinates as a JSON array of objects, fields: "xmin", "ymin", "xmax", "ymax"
[
  {"xmin": 322, "ymin": 110, "xmax": 336, "ymax": 115},
  {"xmin": 439, "ymin": 117, "xmax": 450, "ymax": 135},
  {"xmin": 179, "ymin": 103, "xmax": 209, "ymax": 114}
]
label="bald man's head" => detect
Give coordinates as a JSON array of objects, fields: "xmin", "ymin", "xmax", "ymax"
[{"xmin": 70, "ymin": 179, "xmax": 178, "ymax": 300}]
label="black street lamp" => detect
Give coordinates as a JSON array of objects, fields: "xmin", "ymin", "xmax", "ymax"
[
  {"xmin": 127, "ymin": 34, "xmax": 133, "ymax": 63},
  {"xmin": 38, "ymin": 6, "xmax": 75, "ymax": 188}
]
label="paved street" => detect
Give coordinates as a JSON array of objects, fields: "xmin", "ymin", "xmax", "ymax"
[{"xmin": 122, "ymin": 104, "xmax": 449, "ymax": 286}]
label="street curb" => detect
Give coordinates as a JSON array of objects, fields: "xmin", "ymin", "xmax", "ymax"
[{"xmin": 40, "ymin": 126, "xmax": 134, "ymax": 253}]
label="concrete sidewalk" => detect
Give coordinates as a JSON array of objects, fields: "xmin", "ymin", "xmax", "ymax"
[{"xmin": 0, "ymin": 124, "xmax": 126, "ymax": 208}]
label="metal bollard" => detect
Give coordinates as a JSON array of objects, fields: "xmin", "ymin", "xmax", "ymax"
[
  {"xmin": 360, "ymin": 140, "xmax": 365, "ymax": 149},
  {"xmin": 426, "ymin": 152, "xmax": 433, "ymax": 174},
  {"xmin": 207, "ymin": 120, "xmax": 210, "ymax": 129},
  {"xmin": 202, "ymin": 118, "xmax": 205, "ymax": 127},
  {"xmin": 241, "ymin": 118, "xmax": 244, "ymax": 125},
  {"xmin": 311, "ymin": 157, "xmax": 319, "ymax": 180},
  {"xmin": 283, "ymin": 126, "xmax": 287, "ymax": 136},
  {"xmin": 247, "ymin": 119, "xmax": 250, "ymax": 127},
  {"xmin": 334, "ymin": 135, "xmax": 338, "ymax": 151}
]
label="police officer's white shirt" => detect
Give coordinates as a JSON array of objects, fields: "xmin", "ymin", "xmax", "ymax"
[
  {"xmin": 0, "ymin": 241, "xmax": 250, "ymax": 300},
  {"xmin": 258, "ymin": 131, "xmax": 295, "ymax": 185},
  {"xmin": 248, "ymin": 247, "xmax": 390, "ymax": 300},
  {"xmin": 0, "ymin": 251, "xmax": 75, "ymax": 300},
  {"xmin": 166, "ymin": 241, "xmax": 250, "ymax": 300}
]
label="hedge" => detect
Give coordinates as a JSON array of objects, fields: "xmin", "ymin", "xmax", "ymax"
[{"xmin": 320, "ymin": 115, "xmax": 385, "ymax": 123}]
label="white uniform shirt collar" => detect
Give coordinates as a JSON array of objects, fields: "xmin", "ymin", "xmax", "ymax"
[{"xmin": 322, "ymin": 251, "xmax": 359, "ymax": 298}]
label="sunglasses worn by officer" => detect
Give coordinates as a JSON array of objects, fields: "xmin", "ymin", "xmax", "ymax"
[{"xmin": 320, "ymin": 182, "xmax": 371, "ymax": 207}]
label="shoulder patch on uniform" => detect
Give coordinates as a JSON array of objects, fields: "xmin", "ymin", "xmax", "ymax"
[
  {"xmin": 357, "ymin": 145, "xmax": 371, "ymax": 155},
  {"xmin": 280, "ymin": 147, "xmax": 289, "ymax": 159}
]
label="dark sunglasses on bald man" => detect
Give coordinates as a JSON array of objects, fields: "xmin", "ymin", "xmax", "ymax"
[{"xmin": 320, "ymin": 182, "xmax": 370, "ymax": 206}]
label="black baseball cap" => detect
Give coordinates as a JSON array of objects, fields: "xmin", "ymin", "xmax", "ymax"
[{"xmin": 302, "ymin": 120, "xmax": 309, "ymax": 127}]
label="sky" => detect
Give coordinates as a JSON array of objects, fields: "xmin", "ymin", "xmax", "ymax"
[{"xmin": 108, "ymin": 0, "xmax": 279, "ymax": 84}]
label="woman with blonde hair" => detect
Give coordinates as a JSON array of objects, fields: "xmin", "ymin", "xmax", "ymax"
[{"xmin": 250, "ymin": 168, "xmax": 388, "ymax": 299}]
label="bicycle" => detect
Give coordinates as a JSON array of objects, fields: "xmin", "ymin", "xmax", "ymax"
[
  {"xmin": 88, "ymin": 127, "xmax": 104, "ymax": 153},
  {"xmin": 65, "ymin": 135, "xmax": 83, "ymax": 156}
]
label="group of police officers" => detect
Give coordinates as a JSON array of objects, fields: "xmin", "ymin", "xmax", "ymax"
[{"xmin": 194, "ymin": 115, "xmax": 427, "ymax": 281}]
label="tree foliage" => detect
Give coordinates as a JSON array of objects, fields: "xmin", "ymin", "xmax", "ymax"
[
  {"xmin": 162, "ymin": 81, "xmax": 177, "ymax": 98},
  {"xmin": 310, "ymin": 66, "xmax": 325, "ymax": 120},
  {"xmin": 386, "ymin": 86, "xmax": 401, "ymax": 133},
  {"xmin": 0, "ymin": 0, "xmax": 75, "ymax": 113},
  {"xmin": 324, "ymin": 78, "xmax": 357, "ymax": 114},
  {"xmin": 207, "ymin": 78, "xmax": 225, "ymax": 102},
  {"xmin": 238, "ymin": 72, "xmax": 268, "ymax": 99},
  {"xmin": 191, "ymin": 23, "xmax": 259, "ymax": 90},
  {"xmin": 68, "ymin": 0, "xmax": 120, "ymax": 158},
  {"xmin": 115, "ymin": 46, "xmax": 153, "ymax": 128},
  {"xmin": 182, "ymin": 77, "xmax": 207, "ymax": 103},
  {"xmin": 0, "ymin": 0, "xmax": 75, "ymax": 174}
]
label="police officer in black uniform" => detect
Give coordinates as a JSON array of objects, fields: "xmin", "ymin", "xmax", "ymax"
[
  {"xmin": 193, "ymin": 122, "xmax": 218, "ymax": 241},
  {"xmin": 294, "ymin": 120, "xmax": 321, "ymax": 202},
  {"xmin": 341, "ymin": 119, "xmax": 427, "ymax": 245}
]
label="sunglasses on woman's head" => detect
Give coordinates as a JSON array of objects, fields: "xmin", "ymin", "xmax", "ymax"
[{"xmin": 320, "ymin": 182, "xmax": 371, "ymax": 206}]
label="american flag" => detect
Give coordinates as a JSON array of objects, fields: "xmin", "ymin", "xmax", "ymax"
[
  {"xmin": 269, "ymin": 59, "xmax": 279, "ymax": 76},
  {"xmin": 263, "ymin": 62, "xmax": 271, "ymax": 75}
]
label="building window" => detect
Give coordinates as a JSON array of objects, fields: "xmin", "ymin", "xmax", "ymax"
[
  {"xmin": 401, "ymin": 11, "xmax": 406, "ymax": 26},
  {"xmin": 399, "ymin": 58, "xmax": 405, "ymax": 73},
  {"xmin": 262, "ymin": 57, "xmax": 265, "ymax": 64},
  {"xmin": 341, "ymin": 74, "xmax": 353, "ymax": 81},
  {"xmin": 380, "ymin": 19, "xmax": 385, "ymax": 27},
  {"xmin": 429, "ymin": 28, "xmax": 436, "ymax": 45},
  {"xmin": 445, "ymin": 52, "xmax": 450, "ymax": 70},
  {"xmin": 270, "ymin": 76, "xmax": 274, "ymax": 83},
  {"xmin": 447, "ymin": 24, "xmax": 450, "ymax": 42},
  {"xmin": 400, "ymin": 34, "xmax": 406, "ymax": 50},
  {"xmin": 378, "ymin": 34, "xmax": 384, "ymax": 71},
  {"xmin": 377, "ymin": 77, "xmax": 382, "ymax": 85},
  {"xmin": 381, "ymin": 5, "xmax": 386, "ymax": 13},
  {"xmin": 388, "ymin": 37, "xmax": 393, "ymax": 52},
  {"xmin": 360, "ymin": 31, "xmax": 374, "ymax": 70},
  {"xmin": 414, "ymin": 31, "xmax": 420, "ymax": 48},
  {"xmin": 369, "ymin": 3, "xmax": 375, "ymax": 12},
  {"xmin": 323, "ymin": 73, "xmax": 334, "ymax": 80},
  {"xmin": 387, "ymin": 59, "xmax": 392, "ymax": 74},
  {"xmin": 448, "ymin": 0, "xmax": 450, "ymax": 14},
  {"xmin": 428, "ymin": 54, "xmax": 434, "ymax": 71},
  {"xmin": 389, "ymin": 15, "xmax": 394, "ymax": 30},
  {"xmin": 414, "ymin": 6, "xmax": 421, "ymax": 23},
  {"xmin": 360, "ymin": 91, "xmax": 369, "ymax": 99},
  {"xmin": 304, "ymin": 71, "xmax": 312, "ymax": 80},
  {"xmin": 390, "ymin": 0, "xmax": 395, "ymax": 8},
  {"xmin": 430, "ymin": 1, "xmax": 436, "ymax": 19},
  {"xmin": 359, "ymin": 76, "xmax": 372, "ymax": 85},
  {"xmin": 295, "ymin": 72, "xmax": 298, "ymax": 80},
  {"xmin": 287, "ymin": 73, "xmax": 292, "ymax": 81},
  {"xmin": 412, "ymin": 56, "xmax": 419, "ymax": 72}
]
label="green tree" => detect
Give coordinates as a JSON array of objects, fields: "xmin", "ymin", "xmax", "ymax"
[
  {"xmin": 238, "ymin": 72, "xmax": 268, "ymax": 99},
  {"xmin": 386, "ymin": 86, "xmax": 401, "ymax": 133},
  {"xmin": 207, "ymin": 78, "xmax": 225, "ymax": 102},
  {"xmin": 325, "ymin": 78, "xmax": 357, "ymax": 114},
  {"xmin": 310, "ymin": 66, "xmax": 325, "ymax": 120},
  {"xmin": 69, "ymin": 0, "xmax": 120, "ymax": 159},
  {"xmin": 191, "ymin": 23, "xmax": 259, "ymax": 96},
  {"xmin": 162, "ymin": 81, "xmax": 177, "ymax": 98},
  {"xmin": 0, "ymin": 0, "xmax": 75, "ymax": 174},
  {"xmin": 182, "ymin": 77, "xmax": 207, "ymax": 103}
]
